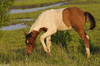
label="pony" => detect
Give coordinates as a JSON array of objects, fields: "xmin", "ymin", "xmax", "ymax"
[{"xmin": 24, "ymin": 7, "xmax": 95, "ymax": 58}]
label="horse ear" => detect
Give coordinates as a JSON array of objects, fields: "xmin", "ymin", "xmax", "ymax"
[
  {"xmin": 31, "ymin": 32, "xmax": 34, "ymax": 37},
  {"xmin": 24, "ymin": 31, "xmax": 27, "ymax": 36}
]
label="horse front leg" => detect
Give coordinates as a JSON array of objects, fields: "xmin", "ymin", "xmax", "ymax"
[
  {"xmin": 46, "ymin": 36, "xmax": 51, "ymax": 56},
  {"xmin": 40, "ymin": 29, "xmax": 57, "ymax": 56}
]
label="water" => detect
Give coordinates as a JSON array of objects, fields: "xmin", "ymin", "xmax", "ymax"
[
  {"xmin": 0, "ymin": 23, "xmax": 27, "ymax": 31},
  {"xmin": 10, "ymin": 3, "xmax": 64, "ymax": 14},
  {"xmin": 16, "ymin": 18, "xmax": 34, "ymax": 21}
]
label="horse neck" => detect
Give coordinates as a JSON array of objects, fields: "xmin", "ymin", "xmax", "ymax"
[
  {"xmin": 31, "ymin": 28, "xmax": 43, "ymax": 39},
  {"xmin": 29, "ymin": 21, "xmax": 42, "ymax": 33}
]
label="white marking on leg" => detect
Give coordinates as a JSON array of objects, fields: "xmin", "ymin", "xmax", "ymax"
[
  {"xmin": 86, "ymin": 35, "xmax": 89, "ymax": 39},
  {"xmin": 27, "ymin": 40, "xmax": 29, "ymax": 44},
  {"xmin": 46, "ymin": 36, "xmax": 51, "ymax": 56},
  {"xmin": 86, "ymin": 48, "xmax": 90, "ymax": 58},
  {"xmin": 40, "ymin": 36, "xmax": 48, "ymax": 52},
  {"xmin": 46, "ymin": 36, "xmax": 51, "ymax": 52},
  {"xmin": 40, "ymin": 29, "xmax": 57, "ymax": 53}
]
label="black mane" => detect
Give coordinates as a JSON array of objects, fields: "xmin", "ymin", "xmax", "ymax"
[{"xmin": 26, "ymin": 32, "xmax": 32, "ymax": 38}]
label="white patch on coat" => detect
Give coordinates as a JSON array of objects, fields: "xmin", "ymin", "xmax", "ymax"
[
  {"xmin": 86, "ymin": 48, "xmax": 90, "ymax": 53},
  {"xmin": 86, "ymin": 35, "xmax": 89, "ymax": 39},
  {"xmin": 27, "ymin": 40, "xmax": 29, "ymax": 44},
  {"xmin": 29, "ymin": 8, "xmax": 72, "ymax": 33},
  {"xmin": 54, "ymin": 8, "xmax": 72, "ymax": 30},
  {"xmin": 86, "ymin": 48, "xmax": 90, "ymax": 58}
]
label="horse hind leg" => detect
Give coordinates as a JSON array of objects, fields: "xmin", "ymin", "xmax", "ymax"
[
  {"xmin": 84, "ymin": 32, "xmax": 89, "ymax": 40},
  {"xmin": 75, "ymin": 29, "xmax": 90, "ymax": 58},
  {"xmin": 84, "ymin": 31, "xmax": 90, "ymax": 58}
]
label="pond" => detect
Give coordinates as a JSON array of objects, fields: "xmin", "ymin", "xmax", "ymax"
[
  {"xmin": 16, "ymin": 18, "xmax": 34, "ymax": 21},
  {"xmin": 0, "ymin": 23, "xmax": 27, "ymax": 31}
]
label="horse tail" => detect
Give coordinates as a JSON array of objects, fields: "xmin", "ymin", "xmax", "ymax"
[{"xmin": 84, "ymin": 12, "xmax": 96, "ymax": 30}]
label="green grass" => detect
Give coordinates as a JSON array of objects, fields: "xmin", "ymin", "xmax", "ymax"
[
  {"xmin": 0, "ymin": 27, "xmax": 100, "ymax": 65},
  {"xmin": 13, "ymin": 0, "xmax": 66, "ymax": 7},
  {"xmin": 71, "ymin": 0, "xmax": 100, "ymax": 3},
  {"xmin": 0, "ymin": 0, "xmax": 100, "ymax": 66}
]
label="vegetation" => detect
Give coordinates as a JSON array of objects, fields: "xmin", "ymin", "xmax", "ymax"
[
  {"xmin": 0, "ymin": 0, "xmax": 100, "ymax": 66},
  {"xmin": 0, "ymin": 0, "xmax": 14, "ymax": 44},
  {"xmin": 71, "ymin": 0, "xmax": 100, "ymax": 3},
  {"xmin": 0, "ymin": 0, "xmax": 14, "ymax": 27},
  {"xmin": 52, "ymin": 31, "xmax": 72, "ymax": 49}
]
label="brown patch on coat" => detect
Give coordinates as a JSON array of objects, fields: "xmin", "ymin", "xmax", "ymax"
[
  {"xmin": 62, "ymin": 7, "xmax": 85, "ymax": 28},
  {"xmin": 62, "ymin": 7, "xmax": 96, "ymax": 58},
  {"xmin": 63, "ymin": 7, "xmax": 89, "ymax": 48}
]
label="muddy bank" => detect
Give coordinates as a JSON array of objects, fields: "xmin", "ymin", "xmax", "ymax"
[{"xmin": 10, "ymin": 1, "xmax": 69, "ymax": 9}]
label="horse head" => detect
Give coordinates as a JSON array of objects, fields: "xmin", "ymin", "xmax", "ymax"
[{"xmin": 24, "ymin": 31, "xmax": 39, "ymax": 56}]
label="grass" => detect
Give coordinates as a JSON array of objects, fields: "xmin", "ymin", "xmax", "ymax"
[
  {"xmin": 0, "ymin": 28, "xmax": 100, "ymax": 65},
  {"xmin": 71, "ymin": 0, "xmax": 100, "ymax": 3},
  {"xmin": 13, "ymin": 0, "xmax": 66, "ymax": 7},
  {"xmin": 0, "ymin": 0, "xmax": 100, "ymax": 66}
]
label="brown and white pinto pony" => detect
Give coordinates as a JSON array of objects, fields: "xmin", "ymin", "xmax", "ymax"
[{"xmin": 24, "ymin": 7, "xmax": 95, "ymax": 58}]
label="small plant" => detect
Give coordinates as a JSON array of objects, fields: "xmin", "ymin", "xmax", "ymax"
[
  {"xmin": 0, "ymin": 0, "xmax": 14, "ymax": 27},
  {"xmin": 51, "ymin": 31, "xmax": 72, "ymax": 49},
  {"xmin": 0, "ymin": 30, "xmax": 3, "ymax": 40}
]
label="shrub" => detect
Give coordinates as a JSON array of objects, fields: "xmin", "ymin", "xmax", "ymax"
[
  {"xmin": 0, "ymin": 30, "xmax": 3, "ymax": 40},
  {"xmin": 0, "ymin": 0, "xmax": 14, "ymax": 27},
  {"xmin": 51, "ymin": 31, "xmax": 72, "ymax": 49}
]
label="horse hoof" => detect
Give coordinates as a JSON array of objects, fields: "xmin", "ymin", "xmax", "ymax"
[
  {"xmin": 48, "ymin": 52, "xmax": 51, "ymax": 56},
  {"xmin": 47, "ymin": 52, "xmax": 51, "ymax": 57}
]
